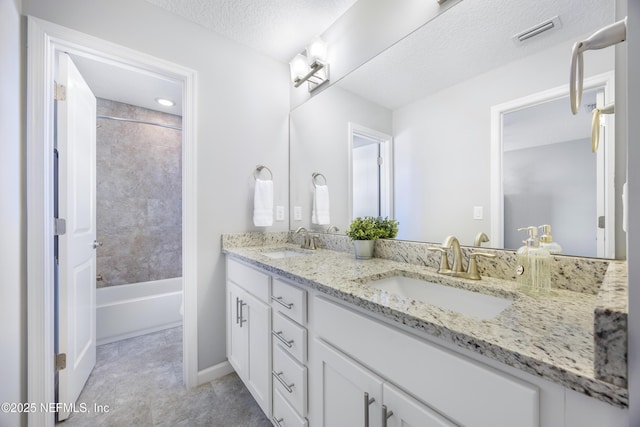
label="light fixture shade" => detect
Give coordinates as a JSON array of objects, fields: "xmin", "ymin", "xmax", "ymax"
[
  {"xmin": 289, "ymin": 54, "xmax": 308, "ymax": 82},
  {"xmin": 306, "ymin": 37, "xmax": 327, "ymax": 64}
]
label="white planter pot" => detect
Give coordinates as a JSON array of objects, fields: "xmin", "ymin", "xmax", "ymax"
[{"xmin": 353, "ymin": 240, "xmax": 375, "ymax": 260}]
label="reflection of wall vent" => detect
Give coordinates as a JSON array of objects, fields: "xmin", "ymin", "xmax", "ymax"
[{"xmin": 513, "ymin": 16, "xmax": 562, "ymax": 43}]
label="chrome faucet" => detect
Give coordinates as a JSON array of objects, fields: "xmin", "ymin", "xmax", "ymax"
[
  {"xmin": 294, "ymin": 227, "xmax": 318, "ymax": 250},
  {"xmin": 428, "ymin": 235, "xmax": 496, "ymax": 280},
  {"xmin": 474, "ymin": 232, "xmax": 489, "ymax": 247},
  {"xmin": 326, "ymin": 225, "xmax": 339, "ymax": 234}
]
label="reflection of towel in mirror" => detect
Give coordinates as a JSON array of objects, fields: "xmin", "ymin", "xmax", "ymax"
[
  {"xmin": 312, "ymin": 185, "xmax": 330, "ymax": 225},
  {"xmin": 253, "ymin": 179, "xmax": 274, "ymax": 226}
]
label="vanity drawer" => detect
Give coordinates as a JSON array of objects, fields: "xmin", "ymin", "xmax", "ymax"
[
  {"xmin": 273, "ymin": 311, "xmax": 307, "ymax": 363},
  {"xmin": 273, "ymin": 389, "xmax": 308, "ymax": 427},
  {"xmin": 227, "ymin": 259, "xmax": 270, "ymax": 302},
  {"xmin": 272, "ymin": 279, "xmax": 307, "ymax": 325},
  {"xmin": 273, "ymin": 342, "xmax": 307, "ymax": 416}
]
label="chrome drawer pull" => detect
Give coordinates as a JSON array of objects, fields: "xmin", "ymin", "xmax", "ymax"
[
  {"xmin": 235, "ymin": 297, "xmax": 241, "ymax": 325},
  {"xmin": 272, "ymin": 417, "xmax": 284, "ymax": 427},
  {"xmin": 272, "ymin": 330, "xmax": 294, "ymax": 348},
  {"xmin": 364, "ymin": 392, "xmax": 375, "ymax": 427},
  {"xmin": 271, "ymin": 295, "xmax": 294, "ymax": 309},
  {"xmin": 382, "ymin": 405, "xmax": 394, "ymax": 427},
  {"xmin": 272, "ymin": 370, "xmax": 295, "ymax": 393}
]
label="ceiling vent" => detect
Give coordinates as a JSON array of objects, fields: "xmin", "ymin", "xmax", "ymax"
[{"xmin": 513, "ymin": 16, "xmax": 562, "ymax": 43}]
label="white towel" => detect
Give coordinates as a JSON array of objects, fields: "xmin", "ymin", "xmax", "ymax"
[
  {"xmin": 312, "ymin": 184, "xmax": 330, "ymax": 225},
  {"xmin": 253, "ymin": 179, "xmax": 274, "ymax": 227}
]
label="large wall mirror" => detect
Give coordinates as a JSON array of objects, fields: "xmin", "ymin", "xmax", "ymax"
[{"xmin": 289, "ymin": 0, "xmax": 621, "ymax": 259}]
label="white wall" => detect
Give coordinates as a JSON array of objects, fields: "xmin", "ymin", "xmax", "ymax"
[
  {"xmin": 0, "ymin": 0, "xmax": 26, "ymax": 425},
  {"xmin": 290, "ymin": 85, "xmax": 392, "ymax": 233},
  {"xmin": 392, "ymin": 37, "xmax": 614, "ymax": 246},
  {"xmin": 23, "ymin": 0, "xmax": 290, "ymax": 370}
]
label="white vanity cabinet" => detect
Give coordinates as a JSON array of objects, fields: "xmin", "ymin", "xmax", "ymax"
[
  {"xmin": 226, "ymin": 259, "xmax": 271, "ymax": 417},
  {"xmin": 271, "ymin": 278, "xmax": 310, "ymax": 427},
  {"xmin": 311, "ymin": 296, "xmax": 539, "ymax": 427},
  {"xmin": 313, "ymin": 338, "xmax": 455, "ymax": 427}
]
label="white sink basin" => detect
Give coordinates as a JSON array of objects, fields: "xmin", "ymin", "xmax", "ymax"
[
  {"xmin": 367, "ymin": 276, "xmax": 512, "ymax": 320},
  {"xmin": 261, "ymin": 249, "xmax": 309, "ymax": 259}
]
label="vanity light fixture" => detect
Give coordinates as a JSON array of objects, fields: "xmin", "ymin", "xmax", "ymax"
[
  {"xmin": 289, "ymin": 37, "xmax": 330, "ymax": 92},
  {"xmin": 155, "ymin": 97, "xmax": 175, "ymax": 107}
]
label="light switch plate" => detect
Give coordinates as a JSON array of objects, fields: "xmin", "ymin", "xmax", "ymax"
[
  {"xmin": 294, "ymin": 206, "xmax": 302, "ymax": 221},
  {"xmin": 473, "ymin": 206, "xmax": 483, "ymax": 220},
  {"xmin": 276, "ymin": 206, "xmax": 285, "ymax": 221}
]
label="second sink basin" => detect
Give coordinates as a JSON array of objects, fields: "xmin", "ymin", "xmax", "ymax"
[{"xmin": 367, "ymin": 275, "xmax": 512, "ymax": 320}]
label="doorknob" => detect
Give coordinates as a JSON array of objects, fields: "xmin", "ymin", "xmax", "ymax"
[{"xmin": 92, "ymin": 240, "xmax": 103, "ymax": 249}]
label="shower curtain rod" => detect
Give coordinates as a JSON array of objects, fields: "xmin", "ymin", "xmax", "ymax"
[{"xmin": 96, "ymin": 115, "xmax": 182, "ymax": 131}]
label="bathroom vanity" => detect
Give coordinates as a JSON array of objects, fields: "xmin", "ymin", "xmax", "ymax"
[{"xmin": 223, "ymin": 232, "xmax": 628, "ymax": 427}]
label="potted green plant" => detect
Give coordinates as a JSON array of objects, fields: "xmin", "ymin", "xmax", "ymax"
[{"xmin": 346, "ymin": 216, "xmax": 399, "ymax": 259}]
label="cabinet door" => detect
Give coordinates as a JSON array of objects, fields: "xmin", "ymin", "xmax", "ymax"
[
  {"xmin": 314, "ymin": 339, "xmax": 384, "ymax": 427},
  {"xmin": 245, "ymin": 291, "xmax": 271, "ymax": 417},
  {"xmin": 227, "ymin": 282, "xmax": 248, "ymax": 378},
  {"xmin": 382, "ymin": 383, "xmax": 457, "ymax": 427}
]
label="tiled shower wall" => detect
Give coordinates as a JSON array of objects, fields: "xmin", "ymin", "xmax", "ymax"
[{"xmin": 96, "ymin": 98, "xmax": 182, "ymax": 287}]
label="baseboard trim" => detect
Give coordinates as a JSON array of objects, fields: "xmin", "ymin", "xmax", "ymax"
[{"xmin": 197, "ymin": 360, "xmax": 235, "ymax": 386}]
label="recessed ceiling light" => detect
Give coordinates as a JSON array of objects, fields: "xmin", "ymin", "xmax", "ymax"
[{"xmin": 155, "ymin": 97, "xmax": 175, "ymax": 107}]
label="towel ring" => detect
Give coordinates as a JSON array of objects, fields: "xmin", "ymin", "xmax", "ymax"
[
  {"xmin": 312, "ymin": 172, "xmax": 327, "ymax": 188},
  {"xmin": 254, "ymin": 165, "xmax": 273, "ymax": 180}
]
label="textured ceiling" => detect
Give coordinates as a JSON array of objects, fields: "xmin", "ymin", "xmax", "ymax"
[
  {"xmin": 337, "ymin": 0, "xmax": 614, "ymax": 110},
  {"xmin": 145, "ymin": 0, "xmax": 359, "ymax": 62}
]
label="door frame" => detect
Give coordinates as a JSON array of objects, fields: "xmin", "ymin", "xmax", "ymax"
[
  {"xmin": 27, "ymin": 16, "xmax": 199, "ymax": 427},
  {"xmin": 347, "ymin": 123, "xmax": 394, "ymax": 221},
  {"xmin": 490, "ymin": 71, "xmax": 615, "ymax": 257}
]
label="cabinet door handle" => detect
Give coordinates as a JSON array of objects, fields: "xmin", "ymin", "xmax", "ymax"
[
  {"xmin": 381, "ymin": 404, "xmax": 394, "ymax": 427},
  {"xmin": 272, "ymin": 370, "xmax": 295, "ymax": 393},
  {"xmin": 364, "ymin": 392, "xmax": 375, "ymax": 427},
  {"xmin": 272, "ymin": 330, "xmax": 294, "ymax": 348},
  {"xmin": 239, "ymin": 300, "xmax": 247, "ymax": 327},
  {"xmin": 235, "ymin": 297, "xmax": 241, "ymax": 325},
  {"xmin": 272, "ymin": 417, "xmax": 284, "ymax": 427},
  {"xmin": 271, "ymin": 295, "xmax": 294, "ymax": 309}
]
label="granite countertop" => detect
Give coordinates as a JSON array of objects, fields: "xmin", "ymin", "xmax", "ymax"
[{"xmin": 223, "ymin": 241, "xmax": 628, "ymax": 408}]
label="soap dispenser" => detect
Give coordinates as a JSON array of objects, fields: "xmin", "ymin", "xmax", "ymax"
[
  {"xmin": 516, "ymin": 226, "xmax": 551, "ymax": 293},
  {"xmin": 538, "ymin": 224, "xmax": 562, "ymax": 254}
]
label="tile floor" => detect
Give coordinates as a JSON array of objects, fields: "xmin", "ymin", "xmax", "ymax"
[{"xmin": 58, "ymin": 327, "xmax": 272, "ymax": 427}]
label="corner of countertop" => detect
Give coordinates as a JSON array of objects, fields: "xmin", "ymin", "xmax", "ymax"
[{"xmin": 594, "ymin": 260, "xmax": 628, "ymax": 388}]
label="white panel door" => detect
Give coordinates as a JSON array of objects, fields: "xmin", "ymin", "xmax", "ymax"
[
  {"xmin": 382, "ymin": 383, "xmax": 457, "ymax": 427},
  {"xmin": 314, "ymin": 339, "xmax": 384, "ymax": 427},
  {"xmin": 245, "ymin": 291, "xmax": 271, "ymax": 416},
  {"xmin": 57, "ymin": 52, "xmax": 97, "ymax": 421},
  {"xmin": 227, "ymin": 282, "xmax": 248, "ymax": 378}
]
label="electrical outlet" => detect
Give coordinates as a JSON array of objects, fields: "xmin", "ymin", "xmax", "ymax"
[
  {"xmin": 294, "ymin": 206, "xmax": 302, "ymax": 221},
  {"xmin": 473, "ymin": 206, "xmax": 483, "ymax": 220},
  {"xmin": 276, "ymin": 206, "xmax": 285, "ymax": 221}
]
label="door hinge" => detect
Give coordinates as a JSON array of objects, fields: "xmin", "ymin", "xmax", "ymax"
[
  {"xmin": 598, "ymin": 215, "xmax": 606, "ymax": 229},
  {"xmin": 54, "ymin": 218, "xmax": 67, "ymax": 236},
  {"xmin": 55, "ymin": 353, "xmax": 67, "ymax": 371},
  {"xmin": 377, "ymin": 156, "xmax": 383, "ymax": 165},
  {"xmin": 54, "ymin": 83, "xmax": 66, "ymax": 101}
]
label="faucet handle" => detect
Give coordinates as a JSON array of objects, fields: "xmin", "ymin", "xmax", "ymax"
[
  {"xmin": 466, "ymin": 252, "xmax": 496, "ymax": 280},
  {"xmin": 428, "ymin": 246, "xmax": 450, "ymax": 273}
]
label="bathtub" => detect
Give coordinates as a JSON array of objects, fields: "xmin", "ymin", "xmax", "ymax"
[{"xmin": 96, "ymin": 277, "xmax": 183, "ymax": 345}]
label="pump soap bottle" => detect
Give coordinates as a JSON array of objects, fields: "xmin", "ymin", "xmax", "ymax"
[
  {"xmin": 539, "ymin": 224, "xmax": 562, "ymax": 254},
  {"xmin": 516, "ymin": 226, "xmax": 551, "ymax": 293}
]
